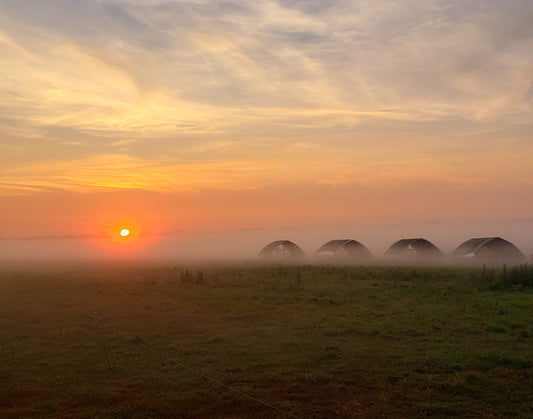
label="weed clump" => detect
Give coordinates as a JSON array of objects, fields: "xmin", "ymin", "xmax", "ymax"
[
  {"xmin": 180, "ymin": 269, "xmax": 205, "ymax": 285},
  {"xmin": 477, "ymin": 264, "xmax": 533, "ymax": 290},
  {"xmin": 499, "ymin": 264, "xmax": 533, "ymax": 289}
]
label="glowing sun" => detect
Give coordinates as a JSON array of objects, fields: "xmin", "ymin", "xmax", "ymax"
[{"xmin": 120, "ymin": 228, "xmax": 130, "ymax": 237}]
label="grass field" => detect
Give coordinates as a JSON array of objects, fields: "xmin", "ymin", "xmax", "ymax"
[{"xmin": 1, "ymin": 263, "xmax": 532, "ymax": 418}]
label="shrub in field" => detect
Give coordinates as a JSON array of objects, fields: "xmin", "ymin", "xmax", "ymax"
[
  {"xmin": 179, "ymin": 268, "xmax": 205, "ymax": 284},
  {"xmin": 499, "ymin": 264, "xmax": 533, "ymax": 289},
  {"xmin": 480, "ymin": 264, "xmax": 533, "ymax": 289},
  {"xmin": 479, "ymin": 265, "xmax": 496, "ymax": 285}
]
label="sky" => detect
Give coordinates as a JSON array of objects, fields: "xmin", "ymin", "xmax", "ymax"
[{"xmin": 1, "ymin": 0, "xmax": 533, "ymax": 256}]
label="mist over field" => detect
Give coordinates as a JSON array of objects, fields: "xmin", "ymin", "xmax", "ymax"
[{"xmin": 1, "ymin": 219, "xmax": 531, "ymax": 263}]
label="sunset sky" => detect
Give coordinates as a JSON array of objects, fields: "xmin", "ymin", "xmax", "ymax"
[{"xmin": 1, "ymin": 0, "xmax": 533, "ymax": 246}]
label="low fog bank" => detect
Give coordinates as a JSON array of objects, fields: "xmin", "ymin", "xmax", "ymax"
[{"xmin": 1, "ymin": 219, "xmax": 532, "ymax": 265}]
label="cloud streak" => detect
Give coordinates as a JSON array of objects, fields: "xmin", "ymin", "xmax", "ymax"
[{"xmin": 1, "ymin": 0, "xmax": 532, "ymax": 200}]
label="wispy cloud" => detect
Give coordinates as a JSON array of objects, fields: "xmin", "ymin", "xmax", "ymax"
[{"xmin": 1, "ymin": 0, "xmax": 532, "ymax": 195}]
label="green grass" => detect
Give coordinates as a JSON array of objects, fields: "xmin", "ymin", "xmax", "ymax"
[{"xmin": 1, "ymin": 263, "xmax": 532, "ymax": 418}]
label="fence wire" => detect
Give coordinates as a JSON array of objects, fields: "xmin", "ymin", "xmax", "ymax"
[{"xmin": 90, "ymin": 311, "xmax": 301, "ymax": 419}]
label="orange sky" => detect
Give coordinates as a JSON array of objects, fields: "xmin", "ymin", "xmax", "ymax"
[{"xmin": 1, "ymin": 1, "xmax": 532, "ymax": 247}]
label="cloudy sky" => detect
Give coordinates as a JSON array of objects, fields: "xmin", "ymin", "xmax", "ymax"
[{"xmin": 1, "ymin": 0, "xmax": 532, "ymax": 241}]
